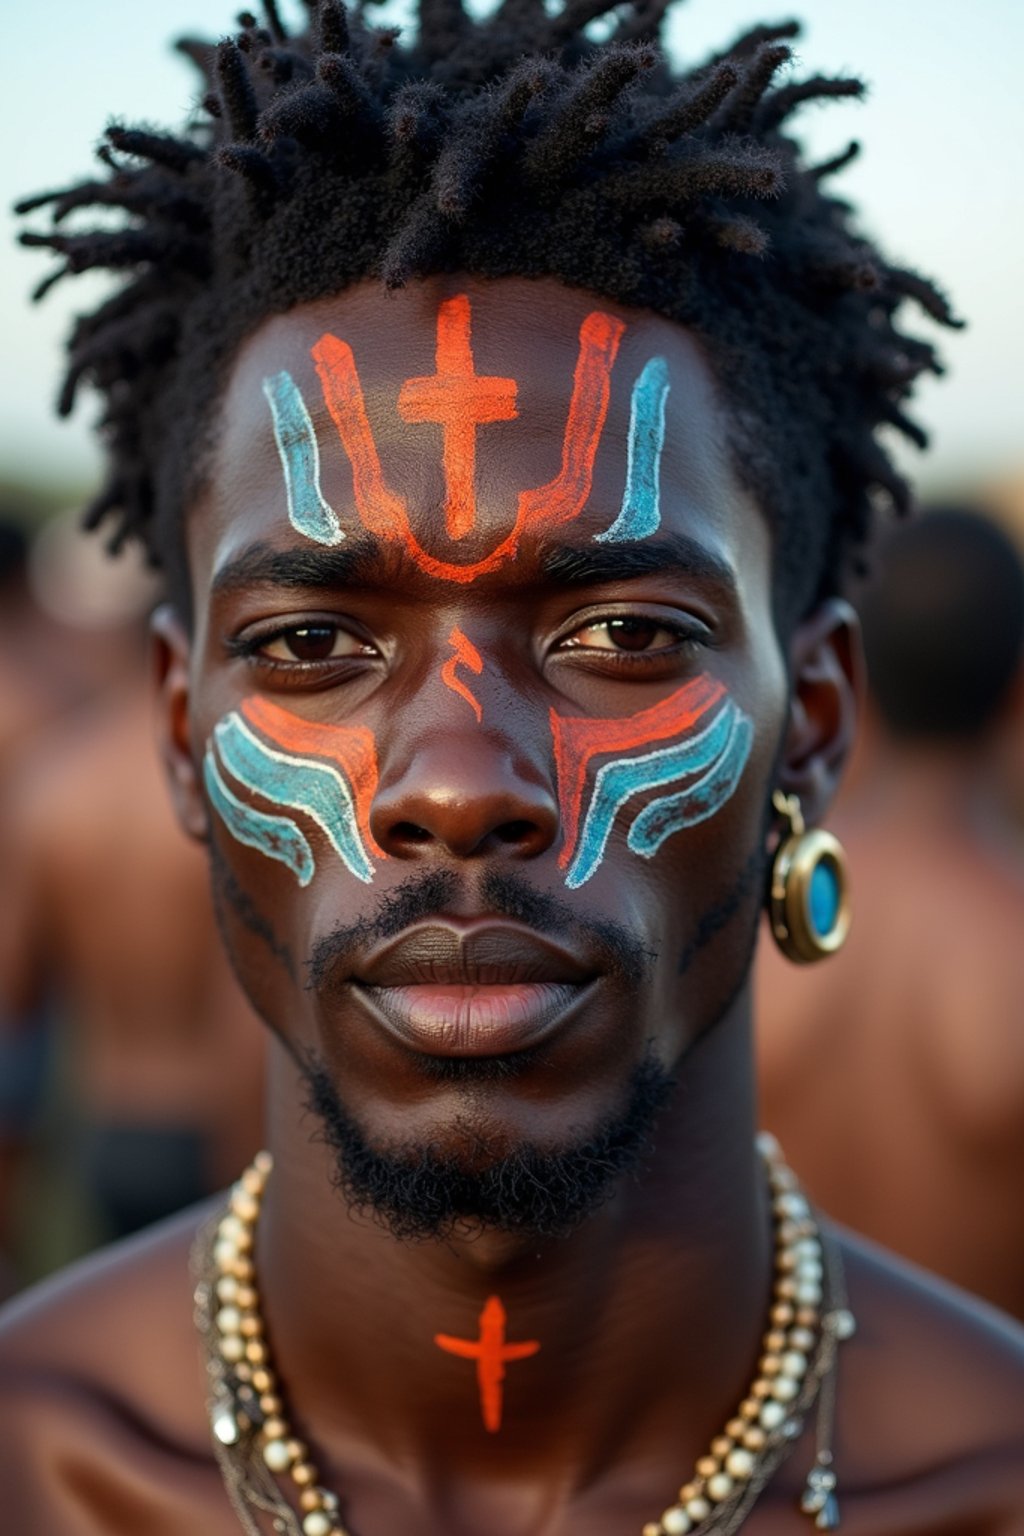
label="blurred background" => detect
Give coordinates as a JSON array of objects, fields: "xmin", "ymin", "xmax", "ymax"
[{"xmin": 0, "ymin": 1, "xmax": 1022, "ymax": 1317}]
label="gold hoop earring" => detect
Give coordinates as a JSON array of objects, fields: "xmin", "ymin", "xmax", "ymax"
[{"xmin": 768, "ymin": 791, "xmax": 851, "ymax": 964}]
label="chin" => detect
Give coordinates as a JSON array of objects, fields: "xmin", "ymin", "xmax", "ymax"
[{"xmin": 301, "ymin": 1050, "xmax": 676, "ymax": 1242}]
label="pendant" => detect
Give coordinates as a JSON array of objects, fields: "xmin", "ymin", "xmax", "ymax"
[
  {"xmin": 800, "ymin": 1461, "xmax": 839, "ymax": 1528},
  {"xmin": 814, "ymin": 1492, "xmax": 840, "ymax": 1530}
]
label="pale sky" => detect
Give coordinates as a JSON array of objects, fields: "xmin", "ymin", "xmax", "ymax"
[{"xmin": 3, "ymin": 0, "xmax": 1021, "ymax": 500}]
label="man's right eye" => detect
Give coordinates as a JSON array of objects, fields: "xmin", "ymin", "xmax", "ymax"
[{"xmin": 256, "ymin": 625, "xmax": 376, "ymax": 664}]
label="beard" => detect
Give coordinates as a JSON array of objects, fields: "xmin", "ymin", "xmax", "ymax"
[{"xmin": 301, "ymin": 1051, "xmax": 675, "ymax": 1243}]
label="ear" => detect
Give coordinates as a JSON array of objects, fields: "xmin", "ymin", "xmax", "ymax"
[
  {"xmin": 151, "ymin": 603, "xmax": 208, "ymax": 842},
  {"xmin": 777, "ymin": 598, "xmax": 863, "ymax": 826}
]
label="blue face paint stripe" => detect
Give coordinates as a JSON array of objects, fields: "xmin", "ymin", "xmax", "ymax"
[
  {"xmin": 564, "ymin": 702, "xmax": 735, "ymax": 889},
  {"xmin": 594, "ymin": 355, "xmax": 670, "ymax": 544},
  {"xmin": 215, "ymin": 715, "xmax": 376, "ymax": 884},
  {"xmin": 204, "ymin": 748, "xmax": 315, "ymax": 887},
  {"xmin": 263, "ymin": 371, "xmax": 344, "ymax": 547},
  {"xmin": 627, "ymin": 712, "xmax": 754, "ymax": 858}
]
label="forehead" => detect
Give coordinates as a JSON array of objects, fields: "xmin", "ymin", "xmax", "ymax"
[{"xmin": 192, "ymin": 274, "xmax": 762, "ymax": 592}]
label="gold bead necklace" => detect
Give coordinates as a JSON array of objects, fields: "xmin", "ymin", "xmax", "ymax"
[{"xmin": 195, "ymin": 1135, "xmax": 854, "ymax": 1536}]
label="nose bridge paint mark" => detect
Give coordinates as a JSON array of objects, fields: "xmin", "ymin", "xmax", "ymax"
[{"xmin": 440, "ymin": 626, "xmax": 484, "ymax": 721}]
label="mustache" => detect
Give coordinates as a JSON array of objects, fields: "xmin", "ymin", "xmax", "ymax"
[{"xmin": 306, "ymin": 869, "xmax": 654, "ymax": 993}]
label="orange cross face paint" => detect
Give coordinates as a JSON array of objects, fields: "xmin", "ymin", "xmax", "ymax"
[
  {"xmin": 434, "ymin": 1295, "xmax": 541, "ymax": 1432},
  {"xmin": 397, "ymin": 294, "xmax": 518, "ymax": 541},
  {"xmin": 265, "ymin": 295, "xmax": 628, "ymax": 580}
]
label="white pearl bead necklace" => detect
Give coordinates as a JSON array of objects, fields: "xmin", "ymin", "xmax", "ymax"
[
  {"xmin": 206, "ymin": 1134, "xmax": 844, "ymax": 1536},
  {"xmin": 638, "ymin": 1134, "xmax": 829, "ymax": 1536},
  {"xmin": 210, "ymin": 1151, "xmax": 347, "ymax": 1536}
]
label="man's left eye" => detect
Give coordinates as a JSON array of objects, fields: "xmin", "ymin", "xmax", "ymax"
[
  {"xmin": 561, "ymin": 617, "xmax": 683, "ymax": 654},
  {"xmin": 259, "ymin": 625, "xmax": 373, "ymax": 663}
]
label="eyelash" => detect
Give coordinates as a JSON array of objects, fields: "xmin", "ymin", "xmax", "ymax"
[
  {"xmin": 225, "ymin": 625, "xmax": 377, "ymax": 670},
  {"xmin": 553, "ymin": 615, "xmax": 709, "ymax": 661},
  {"xmin": 226, "ymin": 614, "xmax": 708, "ymax": 676}
]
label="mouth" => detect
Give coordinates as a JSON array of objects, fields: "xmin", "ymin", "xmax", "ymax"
[{"xmin": 348, "ymin": 921, "xmax": 597, "ymax": 1058}]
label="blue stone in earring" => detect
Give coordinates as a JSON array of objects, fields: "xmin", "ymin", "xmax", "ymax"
[
  {"xmin": 768, "ymin": 793, "xmax": 851, "ymax": 964},
  {"xmin": 808, "ymin": 858, "xmax": 841, "ymax": 940}
]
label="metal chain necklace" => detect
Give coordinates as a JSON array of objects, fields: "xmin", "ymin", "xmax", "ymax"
[{"xmin": 193, "ymin": 1134, "xmax": 855, "ymax": 1536}]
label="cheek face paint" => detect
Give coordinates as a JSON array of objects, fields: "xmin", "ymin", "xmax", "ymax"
[
  {"xmin": 310, "ymin": 298, "xmax": 625, "ymax": 582},
  {"xmin": 551, "ymin": 675, "xmax": 753, "ymax": 889},
  {"xmin": 626, "ymin": 706, "xmax": 752, "ymax": 859},
  {"xmin": 440, "ymin": 626, "xmax": 484, "ymax": 721},
  {"xmin": 434, "ymin": 1296, "xmax": 541, "ymax": 1433},
  {"xmin": 204, "ymin": 750, "xmax": 316, "ymax": 887},
  {"xmin": 208, "ymin": 697, "xmax": 383, "ymax": 885},
  {"xmin": 595, "ymin": 355, "xmax": 670, "ymax": 544},
  {"xmin": 262, "ymin": 371, "xmax": 343, "ymax": 546}
]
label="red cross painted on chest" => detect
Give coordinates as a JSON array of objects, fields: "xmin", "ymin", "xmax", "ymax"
[{"xmin": 398, "ymin": 294, "xmax": 519, "ymax": 541}]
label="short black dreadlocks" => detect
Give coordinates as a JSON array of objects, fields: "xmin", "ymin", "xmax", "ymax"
[{"xmin": 17, "ymin": 0, "xmax": 958, "ymax": 627}]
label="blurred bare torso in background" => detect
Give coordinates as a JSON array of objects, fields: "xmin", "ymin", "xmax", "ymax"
[
  {"xmin": 0, "ymin": 516, "xmax": 264, "ymax": 1283},
  {"xmin": 2, "ymin": 687, "xmax": 265, "ymax": 1180},
  {"xmin": 757, "ymin": 510, "xmax": 1024, "ymax": 1321}
]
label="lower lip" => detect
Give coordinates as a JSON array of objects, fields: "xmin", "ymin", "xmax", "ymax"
[{"xmin": 353, "ymin": 982, "xmax": 591, "ymax": 1057}]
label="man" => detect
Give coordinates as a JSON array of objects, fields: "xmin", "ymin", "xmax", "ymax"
[
  {"xmin": 757, "ymin": 509, "xmax": 1024, "ymax": 1320},
  {"xmin": 3, "ymin": 4, "xmax": 1023, "ymax": 1534}
]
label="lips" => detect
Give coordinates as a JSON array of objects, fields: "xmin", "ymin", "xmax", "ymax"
[{"xmin": 348, "ymin": 922, "xmax": 596, "ymax": 1058}]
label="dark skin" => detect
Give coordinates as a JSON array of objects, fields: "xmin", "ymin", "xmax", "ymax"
[{"xmin": 1, "ymin": 276, "xmax": 1022, "ymax": 1535}]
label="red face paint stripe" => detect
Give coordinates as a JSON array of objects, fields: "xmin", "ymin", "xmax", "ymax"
[
  {"xmin": 239, "ymin": 695, "xmax": 384, "ymax": 858},
  {"xmin": 519, "ymin": 310, "xmax": 626, "ymax": 530},
  {"xmin": 312, "ymin": 306, "xmax": 625, "ymax": 584},
  {"xmin": 398, "ymin": 295, "xmax": 518, "ymax": 542},
  {"xmin": 312, "ymin": 334, "xmax": 407, "ymax": 539},
  {"xmin": 440, "ymin": 626, "xmax": 484, "ymax": 721},
  {"xmin": 551, "ymin": 673, "xmax": 726, "ymax": 869}
]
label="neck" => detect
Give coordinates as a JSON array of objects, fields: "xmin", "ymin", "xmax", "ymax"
[{"xmin": 256, "ymin": 1000, "xmax": 771, "ymax": 1503}]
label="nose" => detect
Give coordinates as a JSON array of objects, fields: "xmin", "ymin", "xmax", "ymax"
[{"xmin": 370, "ymin": 734, "xmax": 559, "ymax": 861}]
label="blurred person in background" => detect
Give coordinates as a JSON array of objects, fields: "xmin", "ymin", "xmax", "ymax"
[
  {"xmin": 0, "ymin": 508, "xmax": 69, "ymax": 785},
  {"xmin": 0, "ymin": 504, "xmax": 91, "ymax": 1295},
  {"xmin": 982, "ymin": 472, "xmax": 1024, "ymax": 836},
  {"xmin": 0, "ymin": 512, "xmax": 265, "ymax": 1285},
  {"xmin": 0, "ymin": 516, "xmax": 51, "ymax": 1294},
  {"xmin": 757, "ymin": 508, "xmax": 1024, "ymax": 1320}
]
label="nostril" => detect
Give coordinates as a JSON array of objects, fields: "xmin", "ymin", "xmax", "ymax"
[
  {"xmin": 391, "ymin": 821, "xmax": 433, "ymax": 844},
  {"xmin": 494, "ymin": 820, "xmax": 536, "ymax": 845}
]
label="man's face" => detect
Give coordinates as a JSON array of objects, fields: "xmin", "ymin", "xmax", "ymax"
[{"xmin": 182, "ymin": 275, "xmax": 788, "ymax": 1230}]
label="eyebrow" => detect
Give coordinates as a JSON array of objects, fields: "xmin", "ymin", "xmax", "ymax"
[
  {"xmin": 210, "ymin": 539, "xmax": 382, "ymax": 599},
  {"xmin": 539, "ymin": 533, "xmax": 738, "ymax": 596},
  {"xmin": 210, "ymin": 530, "xmax": 739, "ymax": 601}
]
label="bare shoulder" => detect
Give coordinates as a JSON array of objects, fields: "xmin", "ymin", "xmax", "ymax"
[
  {"xmin": 0, "ymin": 1202, "xmax": 234, "ymax": 1535},
  {"xmin": 835, "ymin": 1228, "xmax": 1024, "ymax": 1533}
]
